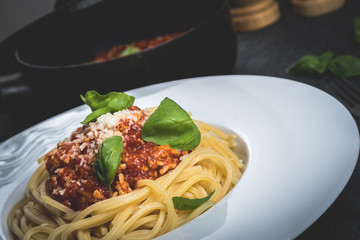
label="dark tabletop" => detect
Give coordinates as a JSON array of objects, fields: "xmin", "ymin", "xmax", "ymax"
[{"xmin": 0, "ymin": 1, "xmax": 360, "ymax": 239}]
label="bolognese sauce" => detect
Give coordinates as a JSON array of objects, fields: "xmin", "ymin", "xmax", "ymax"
[
  {"xmin": 44, "ymin": 105, "xmax": 188, "ymax": 210},
  {"xmin": 94, "ymin": 31, "xmax": 186, "ymax": 62}
]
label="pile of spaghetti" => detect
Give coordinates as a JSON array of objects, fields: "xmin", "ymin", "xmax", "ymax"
[{"xmin": 7, "ymin": 91, "xmax": 246, "ymax": 240}]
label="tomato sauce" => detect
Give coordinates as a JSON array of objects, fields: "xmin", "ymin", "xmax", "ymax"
[
  {"xmin": 44, "ymin": 106, "xmax": 188, "ymax": 210},
  {"xmin": 94, "ymin": 32, "xmax": 186, "ymax": 62}
]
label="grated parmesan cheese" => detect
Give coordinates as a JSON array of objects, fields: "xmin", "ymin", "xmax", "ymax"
[{"xmin": 97, "ymin": 112, "xmax": 119, "ymax": 129}]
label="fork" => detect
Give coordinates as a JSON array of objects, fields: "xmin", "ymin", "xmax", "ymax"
[{"xmin": 325, "ymin": 78, "xmax": 360, "ymax": 117}]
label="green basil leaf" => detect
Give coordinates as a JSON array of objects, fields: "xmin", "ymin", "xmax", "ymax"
[
  {"xmin": 82, "ymin": 90, "xmax": 135, "ymax": 112},
  {"xmin": 286, "ymin": 55, "xmax": 320, "ymax": 76},
  {"xmin": 121, "ymin": 43, "xmax": 139, "ymax": 57},
  {"xmin": 354, "ymin": 16, "xmax": 360, "ymax": 42},
  {"xmin": 81, "ymin": 107, "xmax": 109, "ymax": 124},
  {"xmin": 80, "ymin": 94, "xmax": 85, "ymax": 103},
  {"xmin": 316, "ymin": 51, "xmax": 333, "ymax": 74},
  {"xmin": 141, "ymin": 97, "xmax": 201, "ymax": 150},
  {"xmin": 107, "ymin": 95, "xmax": 134, "ymax": 112},
  {"xmin": 94, "ymin": 136, "xmax": 123, "ymax": 188},
  {"xmin": 81, "ymin": 90, "xmax": 109, "ymax": 111},
  {"xmin": 327, "ymin": 55, "xmax": 360, "ymax": 78},
  {"xmin": 172, "ymin": 190, "xmax": 215, "ymax": 210},
  {"xmin": 81, "ymin": 91, "xmax": 135, "ymax": 124}
]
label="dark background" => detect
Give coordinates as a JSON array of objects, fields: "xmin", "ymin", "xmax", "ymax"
[{"xmin": 0, "ymin": 0, "xmax": 360, "ymax": 239}]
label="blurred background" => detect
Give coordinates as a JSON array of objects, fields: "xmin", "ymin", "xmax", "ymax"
[{"xmin": 0, "ymin": 0, "xmax": 55, "ymax": 42}]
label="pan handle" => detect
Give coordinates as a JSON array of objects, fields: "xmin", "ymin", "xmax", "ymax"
[
  {"xmin": 0, "ymin": 72, "xmax": 32, "ymax": 110},
  {"xmin": 0, "ymin": 72, "xmax": 22, "ymax": 85}
]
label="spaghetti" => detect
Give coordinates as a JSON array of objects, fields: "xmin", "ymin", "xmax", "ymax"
[{"xmin": 8, "ymin": 104, "xmax": 246, "ymax": 240}]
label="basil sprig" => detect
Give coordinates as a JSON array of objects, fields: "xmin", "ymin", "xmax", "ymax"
[
  {"xmin": 81, "ymin": 91, "xmax": 135, "ymax": 124},
  {"xmin": 172, "ymin": 190, "xmax": 215, "ymax": 210},
  {"xmin": 141, "ymin": 98, "xmax": 201, "ymax": 150},
  {"xmin": 354, "ymin": 16, "xmax": 360, "ymax": 43},
  {"xmin": 286, "ymin": 52, "xmax": 360, "ymax": 78},
  {"xmin": 315, "ymin": 51, "xmax": 333, "ymax": 74},
  {"xmin": 94, "ymin": 136, "xmax": 123, "ymax": 188},
  {"xmin": 328, "ymin": 55, "xmax": 360, "ymax": 78},
  {"xmin": 286, "ymin": 55, "xmax": 320, "ymax": 76},
  {"xmin": 286, "ymin": 51, "xmax": 333, "ymax": 76}
]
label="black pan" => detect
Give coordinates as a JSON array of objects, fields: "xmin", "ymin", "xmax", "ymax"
[{"xmin": 1, "ymin": 0, "xmax": 236, "ymax": 101}]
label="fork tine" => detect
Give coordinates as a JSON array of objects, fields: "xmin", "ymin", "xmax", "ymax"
[
  {"xmin": 341, "ymin": 78, "xmax": 360, "ymax": 102},
  {"xmin": 326, "ymin": 86, "xmax": 353, "ymax": 107},
  {"xmin": 326, "ymin": 79, "xmax": 360, "ymax": 107}
]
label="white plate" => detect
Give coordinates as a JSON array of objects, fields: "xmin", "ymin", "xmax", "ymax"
[{"xmin": 0, "ymin": 75, "xmax": 359, "ymax": 240}]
